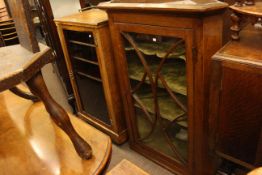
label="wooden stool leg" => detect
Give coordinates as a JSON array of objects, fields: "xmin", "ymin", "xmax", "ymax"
[
  {"xmin": 9, "ymin": 86, "xmax": 39, "ymax": 102},
  {"xmin": 26, "ymin": 71, "xmax": 92, "ymax": 159}
]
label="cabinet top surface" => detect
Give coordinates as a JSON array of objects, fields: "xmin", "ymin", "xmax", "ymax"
[
  {"xmin": 98, "ymin": 0, "xmax": 227, "ymax": 13},
  {"xmin": 54, "ymin": 9, "xmax": 108, "ymax": 26},
  {"xmin": 213, "ymin": 25, "xmax": 262, "ymax": 66},
  {"xmin": 230, "ymin": 2, "xmax": 262, "ymax": 17}
]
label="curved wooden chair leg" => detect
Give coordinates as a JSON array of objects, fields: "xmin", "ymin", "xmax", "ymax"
[
  {"xmin": 9, "ymin": 86, "xmax": 40, "ymax": 102},
  {"xmin": 26, "ymin": 71, "xmax": 92, "ymax": 159}
]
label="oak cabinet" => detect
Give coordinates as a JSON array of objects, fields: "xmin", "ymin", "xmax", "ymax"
[
  {"xmin": 55, "ymin": 9, "xmax": 127, "ymax": 144},
  {"xmin": 99, "ymin": 1, "xmax": 227, "ymax": 174}
]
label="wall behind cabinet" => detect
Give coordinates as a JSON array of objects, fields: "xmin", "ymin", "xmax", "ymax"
[{"xmin": 49, "ymin": 0, "xmax": 80, "ymax": 18}]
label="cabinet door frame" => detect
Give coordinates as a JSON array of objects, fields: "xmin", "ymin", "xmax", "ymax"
[
  {"xmin": 110, "ymin": 22, "xmax": 195, "ymax": 174},
  {"xmin": 56, "ymin": 24, "xmax": 115, "ymax": 128}
]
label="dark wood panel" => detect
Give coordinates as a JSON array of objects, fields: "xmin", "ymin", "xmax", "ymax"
[
  {"xmin": 209, "ymin": 26, "xmax": 262, "ymax": 171},
  {"xmin": 218, "ymin": 67, "xmax": 262, "ymax": 165}
]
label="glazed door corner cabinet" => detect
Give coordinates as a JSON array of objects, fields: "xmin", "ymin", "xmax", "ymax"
[
  {"xmin": 54, "ymin": 9, "xmax": 127, "ymax": 144},
  {"xmin": 98, "ymin": 1, "xmax": 228, "ymax": 174}
]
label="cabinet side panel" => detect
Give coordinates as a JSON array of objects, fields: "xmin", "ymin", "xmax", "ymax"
[{"xmin": 96, "ymin": 26, "xmax": 127, "ymax": 133}]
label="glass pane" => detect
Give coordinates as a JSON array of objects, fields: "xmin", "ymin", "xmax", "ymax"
[
  {"xmin": 75, "ymin": 74, "xmax": 110, "ymax": 125},
  {"xmin": 123, "ymin": 32, "xmax": 188, "ymax": 164}
]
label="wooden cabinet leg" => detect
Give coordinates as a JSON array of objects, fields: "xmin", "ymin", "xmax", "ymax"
[{"xmin": 26, "ymin": 71, "xmax": 92, "ymax": 159}]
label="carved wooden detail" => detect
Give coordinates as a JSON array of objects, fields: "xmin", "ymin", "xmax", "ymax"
[
  {"xmin": 230, "ymin": 12, "xmax": 241, "ymax": 40},
  {"xmin": 230, "ymin": 1, "xmax": 262, "ymax": 40}
]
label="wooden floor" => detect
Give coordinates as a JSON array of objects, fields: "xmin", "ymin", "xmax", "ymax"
[{"xmin": 0, "ymin": 89, "xmax": 111, "ymax": 175}]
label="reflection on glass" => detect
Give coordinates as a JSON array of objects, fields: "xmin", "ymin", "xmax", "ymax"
[{"xmin": 123, "ymin": 32, "xmax": 188, "ymax": 164}]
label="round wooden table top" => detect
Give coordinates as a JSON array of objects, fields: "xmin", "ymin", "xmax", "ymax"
[
  {"xmin": 230, "ymin": 2, "xmax": 262, "ymax": 17},
  {"xmin": 0, "ymin": 89, "xmax": 112, "ymax": 175}
]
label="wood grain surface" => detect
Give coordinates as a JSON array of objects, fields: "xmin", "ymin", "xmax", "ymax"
[
  {"xmin": 54, "ymin": 9, "xmax": 108, "ymax": 27},
  {"xmin": 209, "ymin": 25, "xmax": 262, "ymax": 169},
  {"xmin": 230, "ymin": 2, "xmax": 262, "ymax": 17},
  {"xmin": 98, "ymin": 0, "xmax": 227, "ymax": 12},
  {"xmin": 0, "ymin": 43, "xmax": 52, "ymax": 92}
]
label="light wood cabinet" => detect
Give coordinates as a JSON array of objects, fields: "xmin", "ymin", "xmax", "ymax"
[
  {"xmin": 99, "ymin": 1, "xmax": 227, "ymax": 174},
  {"xmin": 55, "ymin": 9, "xmax": 127, "ymax": 144}
]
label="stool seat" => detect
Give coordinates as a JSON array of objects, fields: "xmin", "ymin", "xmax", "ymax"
[{"xmin": 0, "ymin": 43, "xmax": 52, "ymax": 92}]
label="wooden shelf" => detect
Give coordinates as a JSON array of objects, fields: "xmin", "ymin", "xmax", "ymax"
[
  {"xmin": 72, "ymin": 56, "xmax": 99, "ymax": 65},
  {"xmin": 0, "ymin": 26, "xmax": 15, "ymax": 31},
  {"xmin": 4, "ymin": 36, "xmax": 18, "ymax": 41},
  {"xmin": 0, "ymin": 21, "xmax": 14, "ymax": 27},
  {"xmin": 69, "ymin": 40, "xmax": 96, "ymax": 47},
  {"xmin": 76, "ymin": 71, "xmax": 102, "ymax": 82},
  {"xmin": 136, "ymin": 108, "xmax": 188, "ymax": 160},
  {"xmin": 2, "ymin": 31, "xmax": 17, "ymax": 37},
  {"xmin": 125, "ymin": 41, "xmax": 186, "ymax": 60},
  {"xmin": 127, "ymin": 54, "xmax": 187, "ymax": 96},
  {"xmin": 134, "ymin": 87, "xmax": 187, "ymax": 128}
]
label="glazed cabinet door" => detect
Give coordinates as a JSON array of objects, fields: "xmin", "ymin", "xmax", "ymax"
[
  {"xmin": 112, "ymin": 24, "xmax": 195, "ymax": 174},
  {"xmin": 63, "ymin": 29, "xmax": 111, "ymax": 125}
]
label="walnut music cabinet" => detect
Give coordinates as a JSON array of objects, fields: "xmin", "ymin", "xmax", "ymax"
[
  {"xmin": 99, "ymin": 0, "xmax": 228, "ymax": 174},
  {"xmin": 209, "ymin": 26, "xmax": 262, "ymax": 171},
  {"xmin": 55, "ymin": 9, "xmax": 127, "ymax": 144}
]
